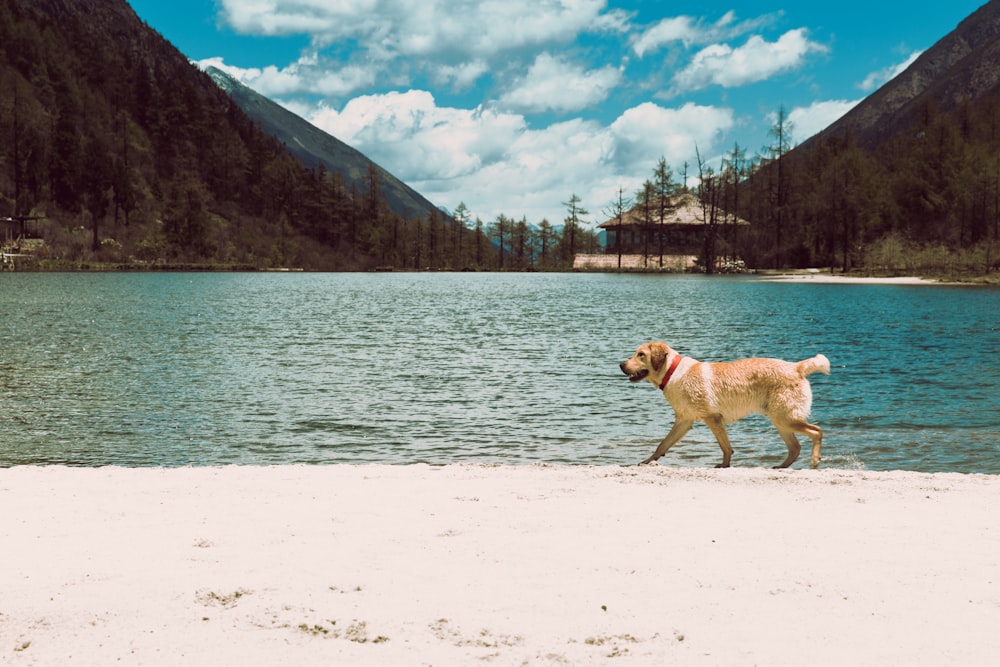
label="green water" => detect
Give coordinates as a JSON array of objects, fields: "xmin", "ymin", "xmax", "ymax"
[{"xmin": 1, "ymin": 272, "xmax": 997, "ymax": 471}]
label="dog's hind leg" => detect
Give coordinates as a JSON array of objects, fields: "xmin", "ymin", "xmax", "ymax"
[
  {"xmin": 703, "ymin": 415, "xmax": 734, "ymax": 468},
  {"xmin": 789, "ymin": 420, "xmax": 823, "ymax": 467},
  {"xmin": 641, "ymin": 419, "xmax": 693, "ymax": 465},
  {"xmin": 774, "ymin": 427, "xmax": 801, "ymax": 468}
]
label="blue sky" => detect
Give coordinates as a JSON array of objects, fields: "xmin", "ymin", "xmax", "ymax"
[{"xmin": 128, "ymin": 0, "xmax": 987, "ymax": 225}]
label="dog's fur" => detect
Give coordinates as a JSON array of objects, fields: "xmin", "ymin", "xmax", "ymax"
[{"xmin": 620, "ymin": 342, "xmax": 830, "ymax": 468}]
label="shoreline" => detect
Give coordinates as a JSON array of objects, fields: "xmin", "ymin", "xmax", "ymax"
[
  {"xmin": 753, "ymin": 269, "xmax": 949, "ymax": 285},
  {"xmin": 2, "ymin": 464, "xmax": 997, "ymax": 665},
  {"xmin": 6, "ymin": 262, "xmax": 992, "ymax": 284}
]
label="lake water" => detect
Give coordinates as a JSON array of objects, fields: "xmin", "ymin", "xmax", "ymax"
[{"xmin": 1, "ymin": 272, "xmax": 998, "ymax": 472}]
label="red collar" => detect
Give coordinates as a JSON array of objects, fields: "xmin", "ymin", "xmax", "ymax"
[{"xmin": 659, "ymin": 355, "xmax": 683, "ymax": 390}]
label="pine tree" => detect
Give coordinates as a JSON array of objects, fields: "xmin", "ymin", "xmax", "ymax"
[{"xmin": 560, "ymin": 194, "xmax": 589, "ymax": 266}]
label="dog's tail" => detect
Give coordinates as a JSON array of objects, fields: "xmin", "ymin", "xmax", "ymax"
[{"xmin": 797, "ymin": 354, "xmax": 830, "ymax": 377}]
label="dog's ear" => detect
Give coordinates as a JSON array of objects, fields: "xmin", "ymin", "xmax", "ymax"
[{"xmin": 649, "ymin": 342, "xmax": 668, "ymax": 372}]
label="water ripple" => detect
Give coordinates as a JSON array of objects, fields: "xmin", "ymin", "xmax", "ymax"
[{"xmin": 1, "ymin": 272, "xmax": 997, "ymax": 472}]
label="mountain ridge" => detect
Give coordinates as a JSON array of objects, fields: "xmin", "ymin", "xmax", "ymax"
[
  {"xmin": 805, "ymin": 0, "xmax": 1000, "ymax": 150},
  {"xmin": 205, "ymin": 66, "xmax": 441, "ymax": 222},
  {"xmin": 0, "ymin": 0, "xmax": 469, "ymax": 270}
]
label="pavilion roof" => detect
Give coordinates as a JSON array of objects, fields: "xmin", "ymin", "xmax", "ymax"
[{"xmin": 597, "ymin": 192, "xmax": 749, "ymax": 228}]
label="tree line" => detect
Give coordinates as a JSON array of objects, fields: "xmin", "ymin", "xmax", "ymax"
[
  {"xmin": 706, "ymin": 100, "xmax": 1000, "ymax": 275},
  {"xmin": 606, "ymin": 97, "xmax": 1000, "ymax": 276}
]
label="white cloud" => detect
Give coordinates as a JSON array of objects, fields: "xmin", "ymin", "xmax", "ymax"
[
  {"xmin": 632, "ymin": 16, "xmax": 700, "ymax": 56},
  {"xmin": 196, "ymin": 57, "xmax": 254, "ymax": 82},
  {"xmin": 218, "ymin": 0, "xmax": 608, "ymax": 62},
  {"xmin": 200, "ymin": 3, "xmax": 831, "ymax": 224},
  {"xmin": 211, "ymin": 0, "xmax": 623, "ymax": 101},
  {"xmin": 196, "ymin": 55, "xmax": 378, "ymax": 98},
  {"xmin": 787, "ymin": 99, "xmax": 862, "ymax": 143},
  {"xmin": 672, "ymin": 28, "xmax": 827, "ymax": 92},
  {"xmin": 432, "ymin": 60, "xmax": 490, "ymax": 90},
  {"xmin": 608, "ymin": 102, "xmax": 734, "ymax": 171},
  {"xmin": 465, "ymin": 118, "xmax": 614, "ymax": 223},
  {"xmin": 305, "ymin": 91, "xmax": 734, "ymax": 224},
  {"xmin": 219, "ymin": 0, "xmax": 379, "ymax": 37},
  {"xmin": 859, "ymin": 50, "xmax": 922, "ymax": 92},
  {"xmin": 632, "ymin": 10, "xmax": 780, "ymax": 57},
  {"xmin": 308, "ymin": 91, "xmax": 527, "ymax": 182},
  {"xmin": 499, "ymin": 53, "xmax": 623, "ymax": 114},
  {"xmin": 309, "ymin": 65, "xmax": 381, "ymax": 97},
  {"xmin": 592, "ymin": 7, "xmax": 634, "ymax": 35}
]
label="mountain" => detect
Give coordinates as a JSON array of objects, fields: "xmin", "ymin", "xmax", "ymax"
[
  {"xmin": 206, "ymin": 67, "xmax": 441, "ymax": 222},
  {"xmin": 0, "ymin": 0, "xmax": 480, "ymax": 270},
  {"xmin": 804, "ymin": 0, "xmax": 1000, "ymax": 150}
]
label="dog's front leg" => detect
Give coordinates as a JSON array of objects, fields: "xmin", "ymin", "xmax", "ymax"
[
  {"xmin": 640, "ymin": 419, "xmax": 693, "ymax": 465},
  {"xmin": 703, "ymin": 415, "xmax": 733, "ymax": 468}
]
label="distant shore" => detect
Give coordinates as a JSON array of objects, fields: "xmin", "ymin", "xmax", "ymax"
[
  {"xmin": 3, "ymin": 464, "xmax": 998, "ymax": 665},
  {"xmin": 755, "ymin": 270, "xmax": 948, "ymax": 285},
  {"xmin": 6, "ymin": 258, "xmax": 998, "ymax": 284},
  {"xmin": 753, "ymin": 267, "xmax": 1000, "ymax": 285}
]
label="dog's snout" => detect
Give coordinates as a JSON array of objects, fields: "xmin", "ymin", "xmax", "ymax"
[{"xmin": 619, "ymin": 361, "xmax": 628, "ymax": 374}]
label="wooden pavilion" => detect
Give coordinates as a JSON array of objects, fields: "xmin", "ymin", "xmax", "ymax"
[{"xmin": 581, "ymin": 192, "xmax": 748, "ymax": 270}]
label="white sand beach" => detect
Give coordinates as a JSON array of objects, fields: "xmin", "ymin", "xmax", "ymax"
[
  {"xmin": 757, "ymin": 272, "xmax": 944, "ymax": 285},
  {"xmin": 2, "ymin": 464, "xmax": 998, "ymax": 665}
]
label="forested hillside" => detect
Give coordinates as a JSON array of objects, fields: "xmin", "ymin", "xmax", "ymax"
[
  {"xmin": 0, "ymin": 0, "xmax": 493, "ymax": 270},
  {"xmin": 734, "ymin": 98, "xmax": 1000, "ymax": 274},
  {"xmin": 206, "ymin": 66, "xmax": 441, "ymax": 225},
  {"xmin": 717, "ymin": 1, "xmax": 1000, "ymax": 276}
]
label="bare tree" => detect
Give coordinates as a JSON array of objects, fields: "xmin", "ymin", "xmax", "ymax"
[
  {"xmin": 603, "ymin": 186, "xmax": 632, "ymax": 271},
  {"xmin": 653, "ymin": 157, "xmax": 680, "ymax": 267},
  {"xmin": 695, "ymin": 146, "xmax": 721, "ymax": 274},
  {"xmin": 635, "ymin": 180, "xmax": 655, "ymax": 268},
  {"xmin": 765, "ymin": 106, "xmax": 794, "ymax": 267}
]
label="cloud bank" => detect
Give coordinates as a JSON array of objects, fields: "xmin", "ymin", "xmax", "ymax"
[{"xmin": 197, "ymin": 2, "xmax": 898, "ymax": 224}]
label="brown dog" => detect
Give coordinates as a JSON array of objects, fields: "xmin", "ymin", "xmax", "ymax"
[{"xmin": 620, "ymin": 342, "xmax": 830, "ymax": 468}]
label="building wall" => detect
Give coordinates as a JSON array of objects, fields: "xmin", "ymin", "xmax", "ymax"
[
  {"xmin": 603, "ymin": 226, "xmax": 705, "ymax": 256},
  {"xmin": 572, "ymin": 254, "xmax": 697, "ymax": 270}
]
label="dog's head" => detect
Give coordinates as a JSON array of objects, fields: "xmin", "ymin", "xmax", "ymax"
[{"xmin": 620, "ymin": 342, "xmax": 670, "ymax": 383}]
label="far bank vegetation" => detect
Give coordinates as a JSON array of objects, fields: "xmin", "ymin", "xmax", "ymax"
[{"xmin": 0, "ymin": 1, "xmax": 997, "ymax": 276}]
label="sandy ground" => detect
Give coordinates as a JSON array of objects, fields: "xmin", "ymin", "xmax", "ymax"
[
  {"xmin": 1, "ymin": 464, "xmax": 998, "ymax": 666},
  {"xmin": 756, "ymin": 272, "xmax": 944, "ymax": 285}
]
